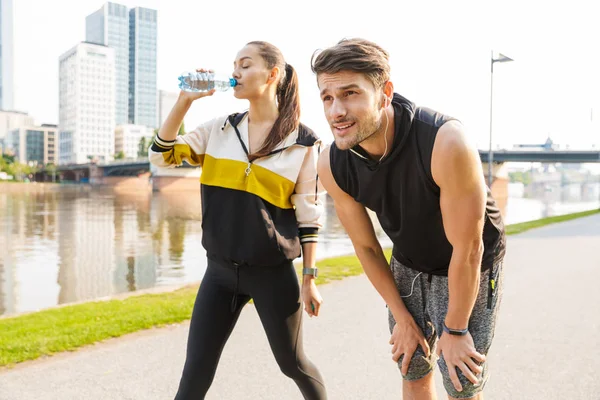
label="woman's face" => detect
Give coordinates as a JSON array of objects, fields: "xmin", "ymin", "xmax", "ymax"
[{"xmin": 231, "ymin": 45, "xmax": 275, "ymax": 100}]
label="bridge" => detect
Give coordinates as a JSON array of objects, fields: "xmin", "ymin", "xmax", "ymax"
[
  {"xmin": 51, "ymin": 149, "xmax": 600, "ymax": 193},
  {"xmin": 99, "ymin": 159, "xmax": 152, "ymax": 176},
  {"xmin": 479, "ymin": 150, "xmax": 600, "ymax": 163},
  {"xmin": 54, "ymin": 159, "xmax": 200, "ymax": 191}
]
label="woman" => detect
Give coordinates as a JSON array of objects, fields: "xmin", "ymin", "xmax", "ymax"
[{"xmin": 149, "ymin": 41, "xmax": 327, "ymax": 399}]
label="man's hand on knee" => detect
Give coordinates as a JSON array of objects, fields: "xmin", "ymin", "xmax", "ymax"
[
  {"xmin": 436, "ymin": 331, "xmax": 485, "ymax": 392},
  {"xmin": 389, "ymin": 320, "xmax": 431, "ymax": 375}
]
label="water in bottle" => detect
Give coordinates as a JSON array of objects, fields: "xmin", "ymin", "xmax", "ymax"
[{"xmin": 178, "ymin": 71, "xmax": 237, "ymax": 92}]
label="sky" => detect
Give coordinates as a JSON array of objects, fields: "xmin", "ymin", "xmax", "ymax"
[{"xmin": 10, "ymin": 0, "xmax": 600, "ymax": 151}]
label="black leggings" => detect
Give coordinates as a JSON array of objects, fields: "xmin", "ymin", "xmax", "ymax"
[{"xmin": 174, "ymin": 258, "xmax": 327, "ymax": 400}]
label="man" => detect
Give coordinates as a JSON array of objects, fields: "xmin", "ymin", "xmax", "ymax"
[{"xmin": 312, "ymin": 38, "xmax": 506, "ymax": 399}]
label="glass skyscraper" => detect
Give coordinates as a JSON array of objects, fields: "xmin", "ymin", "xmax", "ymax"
[
  {"xmin": 85, "ymin": 2, "xmax": 157, "ymax": 129},
  {"xmin": 128, "ymin": 7, "xmax": 157, "ymax": 129},
  {"xmin": 86, "ymin": 2, "xmax": 130, "ymax": 126}
]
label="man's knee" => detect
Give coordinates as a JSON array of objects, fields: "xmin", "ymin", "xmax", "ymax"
[
  {"xmin": 397, "ymin": 352, "xmax": 436, "ymax": 381},
  {"xmin": 438, "ymin": 356, "xmax": 488, "ymax": 399},
  {"xmin": 402, "ymin": 369, "xmax": 435, "ymax": 389},
  {"xmin": 448, "ymin": 394, "xmax": 483, "ymax": 400}
]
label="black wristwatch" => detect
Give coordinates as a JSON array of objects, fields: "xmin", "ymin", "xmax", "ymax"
[{"xmin": 443, "ymin": 322, "xmax": 469, "ymax": 336}]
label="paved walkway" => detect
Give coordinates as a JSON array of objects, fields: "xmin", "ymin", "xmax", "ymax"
[{"xmin": 1, "ymin": 214, "xmax": 599, "ymax": 399}]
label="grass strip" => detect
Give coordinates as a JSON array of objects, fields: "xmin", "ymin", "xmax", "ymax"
[{"xmin": 1, "ymin": 208, "xmax": 597, "ymax": 366}]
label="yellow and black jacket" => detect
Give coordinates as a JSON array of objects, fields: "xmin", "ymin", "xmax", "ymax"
[{"xmin": 149, "ymin": 111, "xmax": 324, "ymax": 267}]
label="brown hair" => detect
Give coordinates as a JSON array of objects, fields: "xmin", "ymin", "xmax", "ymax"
[
  {"xmin": 311, "ymin": 38, "xmax": 391, "ymax": 90},
  {"xmin": 246, "ymin": 41, "xmax": 300, "ymax": 161}
]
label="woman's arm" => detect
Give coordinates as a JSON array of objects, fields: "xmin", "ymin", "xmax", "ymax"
[{"xmin": 291, "ymin": 144, "xmax": 325, "ymax": 316}]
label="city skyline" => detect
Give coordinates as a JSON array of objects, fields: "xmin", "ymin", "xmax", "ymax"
[
  {"xmin": 55, "ymin": 2, "xmax": 157, "ymax": 165},
  {"xmin": 8, "ymin": 0, "xmax": 600, "ymax": 151}
]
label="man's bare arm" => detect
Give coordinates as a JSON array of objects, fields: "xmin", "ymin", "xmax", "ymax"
[
  {"xmin": 318, "ymin": 145, "xmax": 431, "ymax": 372},
  {"xmin": 432, "ymin": 121, "xmax": 487, "ymax": 329},
  {"xmin": 317, "ymin": 146, "xmax": 412, "ymax": 325}
]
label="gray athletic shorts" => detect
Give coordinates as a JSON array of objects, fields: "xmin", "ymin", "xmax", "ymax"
[{"xmin": 388, "ymin": 256, "xmax": 504, "ymax": 399}]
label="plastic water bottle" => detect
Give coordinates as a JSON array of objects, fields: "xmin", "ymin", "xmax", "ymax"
[{"xmin": 178, "ymin": 71, "xmax": 237, "ymax": 92}]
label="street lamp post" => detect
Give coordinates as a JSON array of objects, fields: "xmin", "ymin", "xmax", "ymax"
[{"xmin": 488, "ymin": 51, "xmax": 514, "ymax": 187}]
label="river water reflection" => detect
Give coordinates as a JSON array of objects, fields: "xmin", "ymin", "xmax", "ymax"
[
  {"xmin": 1, "ymin": 183, "xmax": 597, "ymax": 316},
  {"xmin": 0, "ymin": 184, "xmax": 391, "ymax": 316}
]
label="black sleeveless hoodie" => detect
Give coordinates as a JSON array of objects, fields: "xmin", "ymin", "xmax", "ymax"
[{"xmin": 330, "ymin": 93, "xmax": 506, "ymax": 275}]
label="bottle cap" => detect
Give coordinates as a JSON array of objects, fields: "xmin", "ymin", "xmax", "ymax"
[{"xmin": 229, "ymin": 78, "xmax": 238, "ymax": 87}]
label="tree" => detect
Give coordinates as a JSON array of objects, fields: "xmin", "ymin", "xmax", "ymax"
[
  {"xmin": 0, "ymin": 154, "xmax": 15, "ymax": 175},
  {"xmin": 9, "ymin": 162, "xmax": 26, "ymax": 181},
  {"xmin": 0, "ymin": 156, "xmax": 43, "ymax": 181},
  {"xmin": 46, "ymin": 163, "xmax": 58, "ymax": 183},
  {"xmin": 26, "ymin": 162, "xmax": 40, "ymax": 182},
  {"xmin": 114, "ymin": 151, "xmax": 125, "ymax": 160},
  {"xmin": 0, "ymin": 155, "xmax": 8, "ymax": 173},
  {"xmin": 508, "ymin": 171, "xmax": 532, "ymax": 186},
  {"xmin": 138, "ymin": 137, "xmax": 149, "ymax": 158}
]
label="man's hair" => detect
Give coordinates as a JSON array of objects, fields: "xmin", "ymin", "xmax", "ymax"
[{"xmin": 311, "ymin": 38, "xmax": 391, "ymax": 89}]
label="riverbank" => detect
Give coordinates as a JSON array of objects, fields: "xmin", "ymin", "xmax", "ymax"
[
  {"xmin": 0, "ymin": 181, "xmax": 85, "ymax": 193},
  {"xmin": 1, "ymin": 208, "xmax": 598, "ymax": 367}
]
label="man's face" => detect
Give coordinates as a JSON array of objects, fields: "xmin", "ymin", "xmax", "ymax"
[{"xmin": 317, "ymin": 70, "xmax": 383, "ymax": 150}]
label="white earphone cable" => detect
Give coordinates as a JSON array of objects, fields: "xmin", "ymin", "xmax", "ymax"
[
  {"xmin": 400, "ymin": 272, "xmax": 423, "ymax": 298},
  {"xmin": 378, "ymin": 108, "xmax": 390, "ymax": 163}
]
